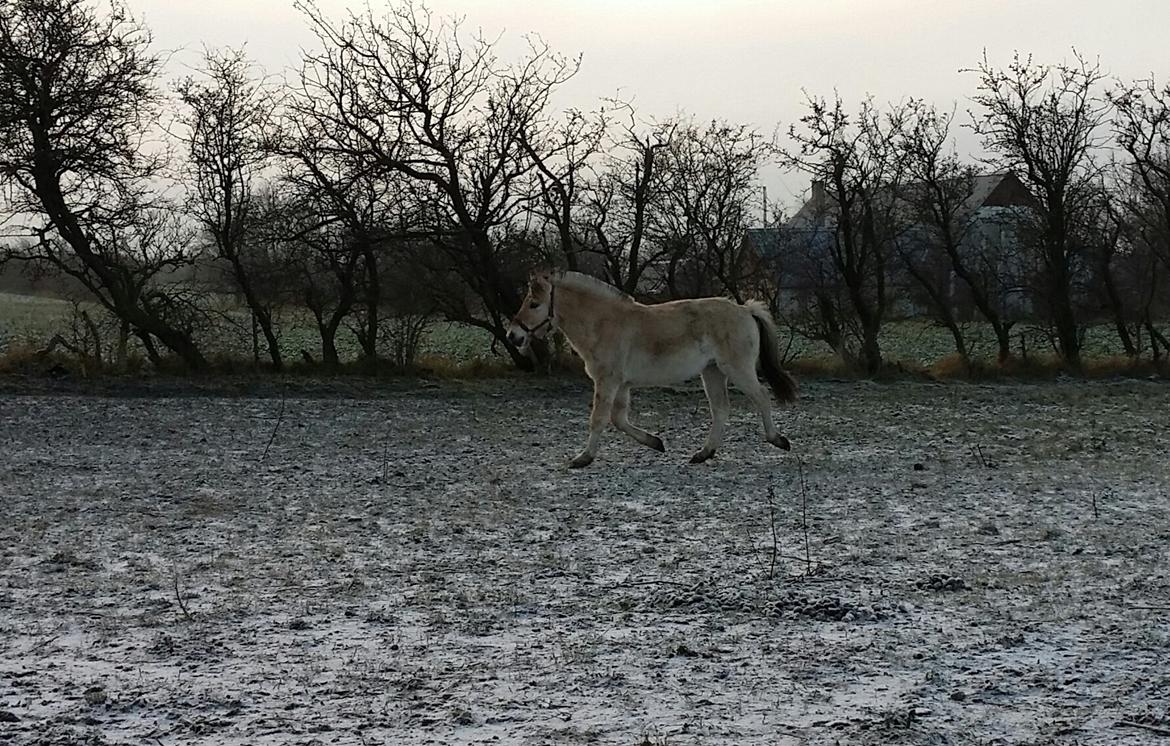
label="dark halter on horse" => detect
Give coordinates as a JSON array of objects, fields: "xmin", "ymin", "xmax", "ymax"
[{"xmin": 517, "ymin": 284, "xmax": 556, "ymax": 337}]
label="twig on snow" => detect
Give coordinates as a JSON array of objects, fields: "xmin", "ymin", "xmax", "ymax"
[
  {"xmin": 261, "ymin": 389, "xmax": 286, "ymax": 462},
  {"xmin": 767, "ymin": 482, "xmax": 780, "ymax": 580},
  {"xmin": 972, "ymin": 444, "xmax": 996, "ymax": 468},
  {"xmin": 29, "ymin": 633, "xmax": 61, "ymax": 654},
  {"xmin": 1117, "ymin": 720, "xmax": 1170, "ymax": 737},
  {"xmin": 781, "ymin": 554, "xmax": 824, "ymax": 566},
  {"xmin": 614, "ymin": 579, "xmax": 690, "ymax": 589},
  {"xmin": 173, "ymin": 564, "xmax": 193, "ymax": 621},
  {"xmin": 798, "ymin": 459, "xmax": 813, "ymax": 577}
]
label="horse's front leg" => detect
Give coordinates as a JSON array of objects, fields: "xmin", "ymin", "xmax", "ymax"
[
  {"xmin": 570, "ymin": 379, "xmax": 619, "ymax": 468},
  {"xmin": 612, "ymin": 385, "xmax": 665, "ymax": 453}
]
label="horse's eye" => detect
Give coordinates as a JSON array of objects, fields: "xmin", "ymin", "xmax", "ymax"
[{"xmin": 529, "ymin": 301, "xmax": 540, "ymax": 309}]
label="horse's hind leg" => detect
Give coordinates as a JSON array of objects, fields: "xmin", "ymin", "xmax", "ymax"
[
  {"xmin": 691, "ymin": 366, "xmax": 729, "ymax": 464},
  {"xmin": 723, "ymin": 364, "xmax": 791, "ymax": 451},
  {"xmin": 570, "ymin": 379, "xmax": 619, "ymax": 468},
  {"xmin": 612, "ymin": 386, "xmax": 665, "ymax": 453}
]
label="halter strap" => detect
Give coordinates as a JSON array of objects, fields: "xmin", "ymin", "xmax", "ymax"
[{"xmin": 518, "ymin": 284, "xmax": 556, "ymax": 335}]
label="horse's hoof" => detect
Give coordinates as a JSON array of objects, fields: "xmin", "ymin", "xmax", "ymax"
[
  {"xmin": 569, "ymin": 454, "xmax": 594, "ymax": 469},
  {"xmin": 690, "ymin": 449, "xmax": 714, "ymax": 464},
  {"xmin": 770, "ymin": 435, "xmax": 791, "ymax": 451},
  {"xmin": 648, "ymin": 437, "xmax": 666, "ymax": 453}
]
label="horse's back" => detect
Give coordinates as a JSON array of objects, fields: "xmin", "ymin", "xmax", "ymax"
[{"xmin": 622, "ymin": 297, "xmax": 757, "ymax": 385}]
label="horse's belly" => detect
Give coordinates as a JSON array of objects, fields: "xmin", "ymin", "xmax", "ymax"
[{"xmin": 626, "ymin": 348, "xmax": 711, "ymax": 386}]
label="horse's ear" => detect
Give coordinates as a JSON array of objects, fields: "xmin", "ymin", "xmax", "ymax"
[{"xmin": 529, "ymin": 265, "xmax": 555, "ymax": 289}]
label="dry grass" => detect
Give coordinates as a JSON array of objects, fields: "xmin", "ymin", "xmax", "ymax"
[
  {"xmin": 786, "ymin": 355, "xmax": 854, "ymax": 378},
  {"xmin": 5, "ymin": 341, "xmax": 1167, "ymax": 383},
  {"xmin": 925, "ymin": 352, "xmax": 1170, "ymax": 381},
  {"xmin": 0, "ymin": 342, "xmax": 74, "ymax": 375},
  {"xmin": 414, "ymin": 353, "xmax": 521, "ymax": 379},
  {"xmin": 415, "ymin": 345, "xmax": 587, "ymax": 379},
  {"xmin": 1082, "ymin": 355, "xmax": 1170, "ymax": 379},
  {"xmin": 928, "ymin": 352, "xmax": 976, "ymax": 379},
  {"xmin": 2, "ymin": 308, "xmax": 1167, "ymax": 383}
]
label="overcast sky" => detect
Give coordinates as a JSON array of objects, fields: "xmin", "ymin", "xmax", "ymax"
[{"xmin": 135, "ymin": 0, "xmax": 1168, "ymax": 212}]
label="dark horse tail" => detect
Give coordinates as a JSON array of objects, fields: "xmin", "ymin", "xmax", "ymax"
[{"xmin": 746, "ymin": 301, "xmax": 798, "ymax": 404}]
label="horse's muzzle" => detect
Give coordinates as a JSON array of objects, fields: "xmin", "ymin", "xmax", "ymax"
[{"xmin": 507, "ymin": 329, "xmax": 525, "ymax": 348}]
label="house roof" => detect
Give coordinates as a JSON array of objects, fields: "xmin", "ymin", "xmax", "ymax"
[
  {"xmin": 745, "ymin": 171, "xmax": 1034, "ymax": 257},
  {"xmin": 789, "ymin": 171, "xmax": 1032, "ymax": 224}
]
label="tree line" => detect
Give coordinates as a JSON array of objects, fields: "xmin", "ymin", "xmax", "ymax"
[{"xmin": 1, "ymin": 0, "xmax": 1167, "ymax": 374}]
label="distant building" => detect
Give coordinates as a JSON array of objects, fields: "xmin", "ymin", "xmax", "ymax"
[{"xmin": 742, "ymin": 172, "xmax": 1037, "ymax": 318}]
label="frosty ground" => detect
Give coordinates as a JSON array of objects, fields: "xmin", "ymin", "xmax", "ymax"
[{"xmin": 0, "ymin": 377, "xmax": 1168, "ymax": 745}]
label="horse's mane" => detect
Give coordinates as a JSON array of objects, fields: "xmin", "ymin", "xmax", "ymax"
[{"xmin": 555, "ymin": 271, "xmax": 636, "ymax": 304}]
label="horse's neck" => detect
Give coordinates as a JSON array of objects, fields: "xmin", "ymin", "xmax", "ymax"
[{"xmin": 554, "ymin": 285, "xmax": 610, "ymax": 350}]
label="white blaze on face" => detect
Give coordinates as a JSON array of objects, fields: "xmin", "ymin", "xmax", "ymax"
[{"xmin": 507, "ymin": 322, "xmax": 529, "ymax": 351}]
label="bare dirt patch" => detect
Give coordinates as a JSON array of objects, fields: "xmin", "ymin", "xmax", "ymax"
[{"xmin": 1, "ymin": 378, "xmax": 1168, "ymax": 744}]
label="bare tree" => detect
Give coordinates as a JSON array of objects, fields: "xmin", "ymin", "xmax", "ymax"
[
  {"xmin": 0, "ymin": 0, "xmax": 207, "ymax": 368},
  {"xmin": 252, "ymin": 188, "xmax": 362, "ymax": 368},
  {"xmin": 520, "ymin": 107, "xmax": 608, "ymax": 270},
  {"xmin": 778, "ymin": 95, "xmax": 910, "ymax": 375},
  {"xmin": 656, "ymin": 117, "xmax": 772, "ymax": 302},
  {"xmin": 1092, "ymin": 188, "xmax": 1142, "ymax": 357},
  {"xmin": 270, "ymin": 117, "xmax": 402, "ymax": 369},
  {"xmin": 1100, "ymin": 172, "xmax": 1170, "ymax": 359},
  {"xmin": 1111, "ymin": 77, "xmax": 1170, "ymax": 271},
  {"xmin": 967, "ymin": 51, "xmax": 1110, "ymax": 369},
  {"xmin": 579, "ymin": 106, "xmax": 674, "ymax": 296},
  {"xmin": 378, "ymin": 239, "xmax": 436, "ymax": 369},
  {"xmin": 1110, "ymin": 77, "xmax": 1170, "ymax": 357},
  {"xmin": 175, "ymin": 47, "xmax": 283, "ymax": 368},
  {"xmin": 896, "ymin": 103, "xmax": 1022, "ymax": 365},
  {"xmin": 293, "ymin": 0, "xmax": 577, "ymax": 369},
  {"xmin": 297, "ymin": 232, "xmax": 361, "ymax": 369}
]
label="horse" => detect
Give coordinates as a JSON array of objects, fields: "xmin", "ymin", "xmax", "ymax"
[{"xmin": 507, "ymin": 268, "xmax": 798, "ymax": 468}]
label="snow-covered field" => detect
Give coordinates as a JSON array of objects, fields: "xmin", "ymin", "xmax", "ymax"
[{"xmin": 1, "ymin": 378, "xmax": 1168, "ymax": 745}]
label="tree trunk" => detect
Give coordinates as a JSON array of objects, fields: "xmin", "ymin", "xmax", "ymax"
[
  {"xmin": 360, "ymin": 247, "xmax": 380, "ymax": 369},
  {"xmin": 1114, "ymin": 319, "xmax": 1138, "ymax": 358},
  {"xmin": 238, "ymin": 289, "xmax": 282, "ymax": 369},
  {"xmin": 1053, "ymin": 305, "xmax": 1082, "ymax": 370},
  {"xmin": 1046, "ymin": 219, "xmax": 1082, "ymax": 370},
  {"xmin": 1100, "ymin": 248, "xmax": 1138, "ymax": 357},
  {"xmin": 251, "ymin": 311, "xmax": 260, "ymax": 365},
  {"xmin": 993, "ymin": 322, "xmax": 1013, "ymax": 365},
  {"xmin": 902, "ymin": 256, "xmax": 969, "ymax": 366},
  {"xmin": 319, "ymin": 325, "xmax": 340, "ymax": 369},
  {"xmin": 1147, "ymin": 318, "xmax": 1170, "ymax": 361},
  {"xmin": 141, "ymin": 321, "xmax": 207, "ymax": 370},
  {"xmin": 814, "ymin": 292, "xmax": 848, "ymax": 364},
  {"xmin": 945, "ymin": 319, "xmax": 969, "ymax": 367},
  {"xmin": 861, "ymin": 322, "xmax": 883, "ymax": 376},
  {"xmin": 31, "ymin": 157, "xmax": 209, "ymax": 371},
  {"xmin": 136, "ymin": 331, "xmax": 162, "ymax": 368},
  {"xmin": 117, "ymin": 319, "xmax": 130, "ymax": 368}
]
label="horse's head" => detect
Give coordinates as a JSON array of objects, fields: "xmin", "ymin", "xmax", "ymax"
[{"xmin": 508, "ymin": 268, "xmax": 558, "ymax": 350}]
